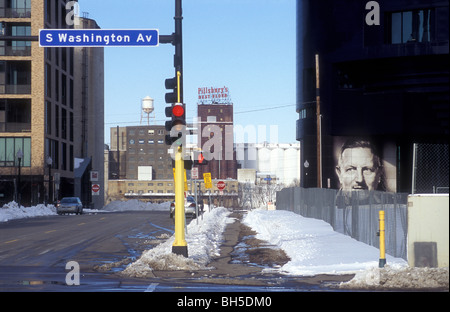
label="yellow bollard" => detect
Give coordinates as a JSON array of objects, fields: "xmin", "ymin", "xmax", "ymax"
[
  {"xmin": 172, "ymin": 146, "xmax": 188, "ymax": 257},
  {"xmin": 378, "ymin": 210, "xmax": 386, "ymax": 268}
]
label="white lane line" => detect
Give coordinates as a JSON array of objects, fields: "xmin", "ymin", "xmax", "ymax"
[{"xmin": 145, "ymin": 283, "xmax": 159, "ymax": 292}]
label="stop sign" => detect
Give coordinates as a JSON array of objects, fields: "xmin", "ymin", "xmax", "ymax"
[
  {"xmin": 92, "ymin": 184, "xmax": 100, "ymax": 193},
  {"xmin": 217, "ymin": 181, "xmax": 226, "ymax": 190}
]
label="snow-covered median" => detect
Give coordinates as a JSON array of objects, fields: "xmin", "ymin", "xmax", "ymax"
[{"xmin": 122, "ymin": 207, "xmax": 234, "ymax": 277}]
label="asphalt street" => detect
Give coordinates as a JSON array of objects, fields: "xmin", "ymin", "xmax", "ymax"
[{"xmin": 0, "ymin": 211, "xmax": 175, "ymax": 290}]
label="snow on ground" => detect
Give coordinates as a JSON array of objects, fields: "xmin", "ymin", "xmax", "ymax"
[
  {"xmin": 0, "ymin": 200, "xmax": 169, "ymax": 222},
  {"xmin": 2, "ymin": 200, "xmax": 448, "ymax": 289},
  {"xmin": 243, "ymin": 209, "xmax": 448, "ymax": 290},
  {"xmin": 243, "ymin": 209, "xmax": 408, "ymax": 276},
  {"xmin": 0, "ymin": 201, "xmax": 57, "ymax": 222},
  {"xmin": 122, "ymin": 206, "xmax": 233, "ymax": 278}
]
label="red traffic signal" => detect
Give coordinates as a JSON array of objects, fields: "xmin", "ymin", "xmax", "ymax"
[
  {"xmin": 194, "ymin": 151, "xmax": 208, "ymax": 166},
  {"xmin": 172, "ymin": 104, "xmax": 184, "ymax": 117}
]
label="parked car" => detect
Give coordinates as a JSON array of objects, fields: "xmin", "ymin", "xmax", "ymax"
[
  {"xmin": 57, "ymin": 197, "xmax": 83, "ymax": 215},
  {"xmin": 169, "ymin": 196, "xmax": 196, "ymax": 219}
]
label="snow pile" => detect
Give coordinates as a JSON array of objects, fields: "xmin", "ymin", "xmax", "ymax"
[
  {"xmin": 340, "ymin": 266, "xmax": 449, "ymax": 290},
  {"xmin": 122, "ymin": 207, "xmax": 234, "ymax": 278},
  {"xmin": 0, "ymin": 201, "xmax": 57, "ymax": 222},
  {"xmin": 0, "ymin": 199, "xmax": 171, "ymax": 223},
  {"xmin": 243, "ymin": 209, "xmax": 408, "ymax": 276},
  {"xmin": 103, "ymin": 199, "xmax": 170, "ymax": 212}
]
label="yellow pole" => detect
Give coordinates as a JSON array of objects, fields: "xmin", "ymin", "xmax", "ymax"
[
  {"xmin": 177, "ymin": 71, "xmax": 181, "ymax": 103},
  {"xmin": 172, "ymin": 146, "xmax": 188, "ymax": 257},
  {"xmin": 379, "ymin": 210, "xmax": 386, "ymax": 268}
]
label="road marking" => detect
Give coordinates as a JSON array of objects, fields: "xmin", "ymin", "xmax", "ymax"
[
  {"xmin": 145, "ymin": 283, "xmax": 159, "ymax": 292},
  {"xmin": 3, "ymin": 239, "xmax": 19, "ymax": 244},
  {"xmin": 45, "ymin": 230, "xmax": 57, "ymax": 234},
  {"xmin": 148, "ymin": 222, "xmax": 175, "ymax": 234},
  {"xmin": 100, "ymin": 217, "xmax": 106, "ymax": 221},
  {"xmin": 77, "ymin": 223, "xmax": 86, "ymax": 226}
]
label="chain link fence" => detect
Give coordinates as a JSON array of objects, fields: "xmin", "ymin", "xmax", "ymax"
[
  {"xmin": 276, "ymin": 188, "xmax": 408, "ymax": 260},
  {"xmin": 412, "ymin": 143, "xmax": 449, "ymax": 194}
]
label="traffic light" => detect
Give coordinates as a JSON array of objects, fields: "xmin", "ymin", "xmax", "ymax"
[
  {"xmin": 165, "ymin": 103, "xmax": 186, "ymax": 146},
  {"xmin": 165, "ymin": 76, "xmax": 178, "ymax": 104},
  {"xmin": 165, "ymin": 70, "xmax": 186, "ymax": 146},
  {"xmin": 193, "ymin": 151, "xmax": 208, "ymax": 166}
]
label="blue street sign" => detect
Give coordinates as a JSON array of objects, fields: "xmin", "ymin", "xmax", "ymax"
[{"xmin": 39, "ymin": 29, "xmax": 159, "ymax": 47}]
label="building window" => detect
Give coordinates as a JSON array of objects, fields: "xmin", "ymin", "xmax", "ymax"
[
  {"xmin": 0, "ymin": 99, "xmax": 31, "ymax": 132},
  {"xmin": 0, "ymin": 137, "xmax": 31, "ymax": 167},
  {"xmin": 61, "ymin": 108, "xmax": 67, "ymax": 140},
  {"xmin": 45, "ymin": 101, "xmax": 52, "ymax": 135},
  {"xmin": 0, "ymin": 60, "xmax": 31, "ymax": 94},
  {"xmin": 390, "ymin": 9, "xmax": 435, "ymax": 44},
  {"xmin": 298, "ymin": 109, "xmax": 307, "ymax": 120}
]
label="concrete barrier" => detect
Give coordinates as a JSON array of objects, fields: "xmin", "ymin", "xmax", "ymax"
[{"xmin": 407, "ymin": 194, "xmax": 449, "ymax": 267}]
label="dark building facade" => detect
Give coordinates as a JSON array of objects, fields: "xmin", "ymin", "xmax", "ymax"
[{"xmin": 296, "ymin": 0, "xmax": 449, "ymax": 193}]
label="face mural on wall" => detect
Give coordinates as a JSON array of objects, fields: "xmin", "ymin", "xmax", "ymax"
[{"xmin": 333, "ymin": 137, "xmax": 397, "ymax": 193}]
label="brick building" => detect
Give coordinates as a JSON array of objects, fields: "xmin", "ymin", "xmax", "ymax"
[{"xmin": 197, "ymin": 103, "xmax": 237, "ymax": 180}]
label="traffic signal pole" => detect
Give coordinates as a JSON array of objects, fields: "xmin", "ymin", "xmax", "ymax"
[
  {"xmin": 173, "ymin": 144, "xmax": 188, "ymax": 256},
  {"xmin": 172, "ymin": 69, "xmax": 187, "ymax": 257},
  {"xmin": 171, "ymin": 0, "xmax": 188, "ymax": 257}
]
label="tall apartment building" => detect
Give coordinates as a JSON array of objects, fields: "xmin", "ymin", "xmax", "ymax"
[{"xmin": 0, "ymin": 0, "xmax": 104, "ymax": 208}]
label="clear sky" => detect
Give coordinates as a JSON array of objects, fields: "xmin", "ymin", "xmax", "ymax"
[{"xmin": 77, "ymin": 0, "xmax": 297, "ymax": 146}]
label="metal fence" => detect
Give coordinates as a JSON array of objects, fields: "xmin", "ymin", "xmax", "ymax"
[
  {"xmin": 412, "ymin": 143, "xmax": 449, "ymax": 194},
  {"xmin": 276, "ymin": 187, "xmax": 408, "ymax": 260}
]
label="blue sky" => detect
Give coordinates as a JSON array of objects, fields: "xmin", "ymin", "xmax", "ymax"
[{"xmin": 77, "ymin": 0, "xmax": 297, "ymax": 145}]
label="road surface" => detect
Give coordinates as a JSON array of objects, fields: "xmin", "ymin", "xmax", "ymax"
[{"xmin": 0, "ymin": 211, "xmax": 175, "ymax": 291}]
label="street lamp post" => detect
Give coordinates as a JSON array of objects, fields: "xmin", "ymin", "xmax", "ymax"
[
  {"xmin": 46, "ymin": 156, "xmax": 53, "ymax": 205},
  {"xmin": 16, "ymin": 149, "xmax": 23, "ymax": 206}
]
